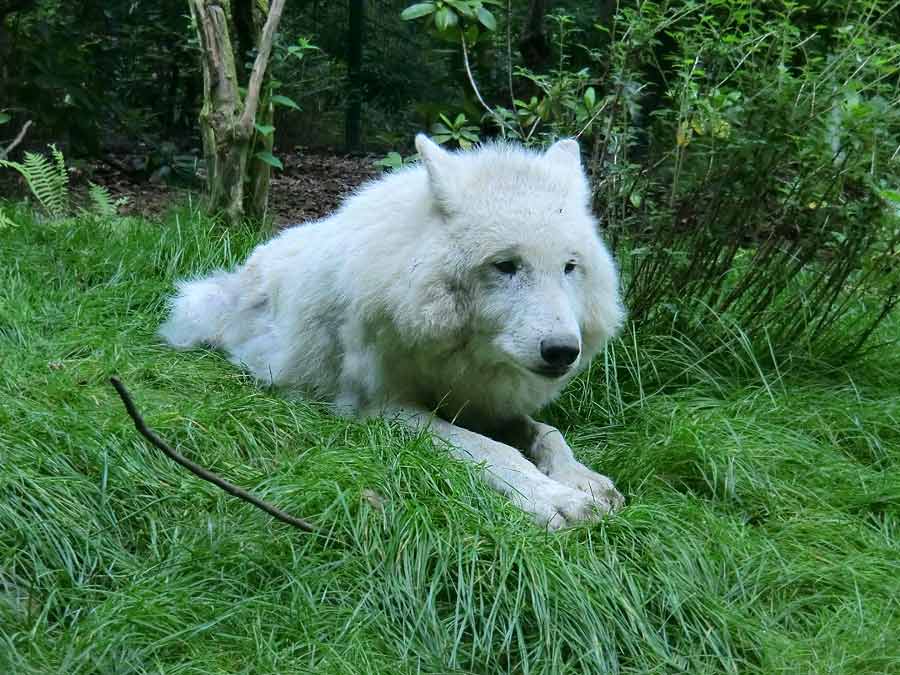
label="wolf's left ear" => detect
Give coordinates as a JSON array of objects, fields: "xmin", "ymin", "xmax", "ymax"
[
  {"xmin": 544, "ymin": 138, "xmax": 582, "ymax": 169},
  {"xmin": 416, "ymin": 134, "xmax": 458, "ymax": 208}
]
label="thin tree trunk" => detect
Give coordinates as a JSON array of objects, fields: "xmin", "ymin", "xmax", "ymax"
[
  {"xmin": 189, "ymin": 0, "xmax": 285, "ymax": 226},
  {"xmin": 345, "ymin": 0, "xmax": 364, "ymax": 151},
  {"xmin": 519, "ymin": 0, "xmax": 549, "ymax": 71},
  {"xmin": 246, "ymin": 0, "xmax": 274, "ymax": 223}
]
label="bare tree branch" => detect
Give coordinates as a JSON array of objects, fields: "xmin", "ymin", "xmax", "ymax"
[
  {"xmin": 110, "ymin": 376, "xmax": 318, "ymax": 533},
  {"xmin": 1, "ymin": 119, "xmax": 31, "ymax": 160},
  {"xmin": 460, "ymin": 34, "xmax": 493, "ymax": 119},
  {"xmin": 239, "ymin": 0, "xmax": 287, "ymax": 136},
  {"xmin": 206, "ymin": 4, "xmax": 240, "ymax": 110},
  {"xmin": 188, "ymin": 1, "xmax": 218, "ymax": 88}
]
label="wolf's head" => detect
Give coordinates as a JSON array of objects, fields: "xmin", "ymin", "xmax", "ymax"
[{"xmin": 407, "ymin": 135, "xmax": 624, "ymax": 402}]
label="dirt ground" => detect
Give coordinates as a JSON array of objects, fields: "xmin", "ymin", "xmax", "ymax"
[{"xmin": 3, "ymin": 148, "xmax": 380, "ymax": 227}]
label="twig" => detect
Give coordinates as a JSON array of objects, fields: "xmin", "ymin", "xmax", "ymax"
[
  {"xmin": 1, "ymin": 120, "xmax": 32, "ymax": 160},
  {"xmin": 460, "ymin": 33, "xmax": 518, "ymax": 138},
  {"xmin": 714, "ymin": 31, "xmax": 774, "ymax": 90},
  {"xmin": 574, "ymin": 98, "xmax": 613, "ymax": 139},
  {"xmin": 109, "ymin": 377, "xmax": 318, "ymax": 533}
]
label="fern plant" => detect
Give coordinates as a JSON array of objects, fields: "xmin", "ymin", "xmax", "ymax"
[
  {"xmin": 86, "ymin": 181, "xmax": 128, "ymax": 217},
  {"xmin": 0, "ymin": 144, "xmax": 70, "ymax": 218},
  {"xmin": 1, "ymin": 145, "xmax": 128, "ymax": 220}
]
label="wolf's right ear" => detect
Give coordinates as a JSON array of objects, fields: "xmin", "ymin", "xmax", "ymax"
[
  {"xmin": 544, "ymin": 138, "xmax": 582, "ymax": 169},
  {"xmin": 415, "ymin": 134, "xmax": 457, "ymax": 210}
]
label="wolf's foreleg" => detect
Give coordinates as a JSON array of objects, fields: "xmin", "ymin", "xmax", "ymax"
[
  {"xmin": 496, "ymin": 416, "xmax": 623, "ymax": 514},
  {"xmin": 381, "ymin": 406, "xmax": 606, "ymax": 530}
]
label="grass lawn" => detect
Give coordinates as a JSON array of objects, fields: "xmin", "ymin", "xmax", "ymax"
[{"xmin": 2, "ymin": 209, "xmax": 899, "ymax": 674}]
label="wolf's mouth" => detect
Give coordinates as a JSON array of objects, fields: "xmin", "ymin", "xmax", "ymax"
[{"xmin": 529, "ymin": 366, "xmax": 571, "ymax": 379}]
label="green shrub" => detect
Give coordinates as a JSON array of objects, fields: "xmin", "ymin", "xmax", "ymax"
[{"xmin": 401, "ymin": 0, "xmax": 900, "ymax": 358}]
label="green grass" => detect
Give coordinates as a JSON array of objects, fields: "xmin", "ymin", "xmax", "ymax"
[{"xmin": 1, "ymin": 207, "xmax": 898, "ymax": 674}]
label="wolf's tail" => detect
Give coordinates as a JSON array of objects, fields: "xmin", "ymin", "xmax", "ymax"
[{"xmin": 158, "ymin": 270, "xmax": 241, "ymax": 349}]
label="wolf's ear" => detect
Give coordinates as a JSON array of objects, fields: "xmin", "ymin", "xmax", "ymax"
[
  {"xmin": 415, "ymin": 133, "xmax": 457, "ymax": 208},
  {"xmin": 544, "ymin": 138, "xmax": 581, "ymax": 169}
]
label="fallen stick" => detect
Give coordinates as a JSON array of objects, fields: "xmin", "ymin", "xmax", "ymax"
[{"xmin": 110, "ymin": 376, "xmax": 318, "ymax": 533}]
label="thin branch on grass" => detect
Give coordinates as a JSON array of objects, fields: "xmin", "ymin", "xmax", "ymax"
[
  {"xmin": 109, "ymin": 376, "xmax": 318, "ymax": 533},
  {"xmin": 1, "ymin": 120, "xmax": 32, "ymax": 160}
]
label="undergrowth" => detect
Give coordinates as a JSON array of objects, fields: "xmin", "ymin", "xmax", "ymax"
[{"xmin": 1, "ymin": 208, "xmax": 898, "ymax": 673}]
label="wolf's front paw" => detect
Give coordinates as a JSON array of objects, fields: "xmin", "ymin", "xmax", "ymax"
[
  {"xmin": 520, "ymin": 481, "xmax": 609, "ymax": 531},
  {"xmin": 547, "ymin": 463, "xmax": 624, "ymax": 513}
]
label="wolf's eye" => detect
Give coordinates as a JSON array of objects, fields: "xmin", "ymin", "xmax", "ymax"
[
  {"xmin": 564, "ymin": 262, "xmax": 577, "ymax": 274},
  {"xmin": 493, "ymin": 261, "xmax": 518, "ymax": 276}
]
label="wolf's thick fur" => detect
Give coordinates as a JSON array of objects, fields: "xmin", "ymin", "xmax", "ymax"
[{"xmin": 160, "ymin": 135, "xmax": 625, "ymax": 529}]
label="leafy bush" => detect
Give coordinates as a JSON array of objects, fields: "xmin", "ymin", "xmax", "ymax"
[{"xmin": 401, "ymin": 0, "xmax": 900, "ymax": 357}]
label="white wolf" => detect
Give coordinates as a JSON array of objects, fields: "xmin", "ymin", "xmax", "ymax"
[{"xmin": 160, "ymin": 135, "xmax": 625, "ymax": 529}]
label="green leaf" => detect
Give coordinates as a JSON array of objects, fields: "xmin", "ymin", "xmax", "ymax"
[
  {"xmin": 583, "ymin": 86, "xmax": 596, "ymax": 109},
  {"xmin": 295, "ymin": 36, "xmax": 318, "ymax": 51},
  {"xmin": 287, "ymin": 46, "xmax": 302, "ymax": 57},
  {"xmin": 434, "ymin": 7, "xmax": 458, "ymax": 31},
  {"xmin": 271, "ymin": 95, "xmax": 300, "ymax": 111},
  {"xmin": 0, "ymin": 112, "xmax": 10, "ymax": 125},
  {"xmin": 255, "ymin": 151, "xmax": 283, "ymax": 169},
  {"xmin": 629, "ymin": 191, "xmax": 643, "ymax": 208},
  {"xmin": 254, "ymin": 123, "xmax": 276, "ymax": 136},
  {"xmin": 373, "ymin": 151, "xmax": 404, "ymax": 170},
  {"xmin": 400, "ymin": 2, "xmax": 436, "ymax": 20},
  {"xmin": 445, "ymin": 0, "xmax": 475, "ymax": 18},
  {"xmin": 476, "ymin": 7, "xmax": 496, "ymax": 31}
]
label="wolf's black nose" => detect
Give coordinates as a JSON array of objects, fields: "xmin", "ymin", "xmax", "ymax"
[{"xmin": 540, "ymin": 337, "xmax": 580, "ymax": 368}]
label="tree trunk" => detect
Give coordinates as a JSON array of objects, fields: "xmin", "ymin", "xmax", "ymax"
[
  {"xmin": 244, "ymin": 0, "xmax": 274, "ymax": 221},
  {"xmin": 519, "ymin": 0, "xmax": 550, "ymax": 71},
  {"xmin": 188, "ymin": 0, "xmax": 285, "ymax": 226},
  {"xmin": 345, "ymin": 0, "xmax": 364, "ymax": 151}
]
